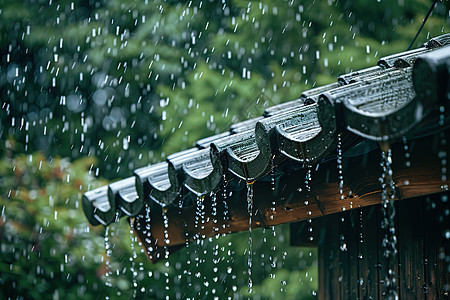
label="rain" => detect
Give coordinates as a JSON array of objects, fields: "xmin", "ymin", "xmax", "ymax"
[{"xmin": 1, "ymin": 0, "xmax": 449, "ymax": 299}]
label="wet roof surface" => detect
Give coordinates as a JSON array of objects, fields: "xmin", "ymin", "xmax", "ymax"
[{"xmin": 82, "ymin": 34, "xmax": 450, "ymax": 227}]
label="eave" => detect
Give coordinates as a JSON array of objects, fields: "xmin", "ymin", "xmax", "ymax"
[{"xmin": 82, "ymin": 34, "xmax": 450, "ymax": 262}]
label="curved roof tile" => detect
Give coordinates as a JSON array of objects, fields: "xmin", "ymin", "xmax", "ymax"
[{"xmin": 82, "ymin": 34, "xmax": 450, "ymax": 227}]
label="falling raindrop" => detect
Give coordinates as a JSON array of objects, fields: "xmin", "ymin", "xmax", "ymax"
[{"xmin": 3, "ymin": 0, "xmax": 445, "ymax": 298}]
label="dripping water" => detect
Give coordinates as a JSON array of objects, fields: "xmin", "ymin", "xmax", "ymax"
[
  {"xmin": 105, "ymin": 212, "xmax": 120, "ymax": 298},
  {"xmin": 304, "ymin": 164, "xmax": 314, "ymax": 242},
  {"xmin": 104, "ymin": 226, "xmax": 112, "ymax": 298},
  {"xmin": 162, "ymin": 207, "xmax": 171, "ymax": 247},
  {"xmin": 161, "ymin": 207, "xmax": 171, "ymax": 296},
  {"xmin": 193, "ymin": 195, "xmax": 206, "ymax": 296},
  {"xmin": 221, "ymin": 181, "xmax": 236, "ymax": 292},
  {"xmin": 210, "ymin": 193, "xmax": 220, "ymax": 292},
  {"xmin": 199, "ymin": 197, "xmax": 207, "ymax": 239},
  {"xmin": 246, "ymin": 182, "xmax": 254, "ymax": 294},
  {"xmin": 337, "ymin": 133, "xmax": 348, "ymax": 253},
  {"xmin": 305, "ymin": 164, "xmax": 312, "ymax": 194},
  {"xmin": 380, "ymin": 148, "xmax": 398, "ymax": 300},
  {"xmin": 268, "ymin": 225, "xmax": 277, "ymax": 281},
  {"xmin": 134, "ymin": 213, "xmax": 146, "ymax": 296},
  {"xmin": 194, "ymin": 196, "xmax": 205, "ymax": 238},
  {"xmin": 141, "ymin": 204, "xmax": 156, "ymax": 294},
  {"xmin": 439, "ymin": 106, "xmax": 448, "ymax": 190},
  {"xmin": 337, "ymin": 133, "xmax": 345, "ymax": 201},
  {"xmin": 129, "ymin": 217, "xmax": 138, "ymax": 298},
  {"xmin": 401, "ymin": 136, "xmax": 412, "ymax": 187},
  {"xmin": 358, "ymin": 210, "xmax": 364, "ymax": 287},
  {"xmin": 269, "ymin": 171, "xmax": 277, "ymax": 221},
  {"xmin": 143, "ymin": 204, "xmax": 155, "ymax": 264},
  {"xmin": 174, "ymin": 195, "xmax": 192, "ymax": 291},
  {"xmin": 402, "ymin": 136, "xmax": 411, "ymax": 169},
  {"xmin": 339, "ymin": 217, "xmax": 347, "ymax": 252},
  {"xmin": 179, "ymin": 196, "xmax": 193, "ymax": 290},
  {"xmin": 270, "ymin": 155, "xmax": 276, "ymax": 191},
  {"xmin": 222, "ymin": 178, "xmax": 230, "ymax": 225},
  {"xmin": 211, "ymin": 192, "xmax": 219, "ymax": 236}
]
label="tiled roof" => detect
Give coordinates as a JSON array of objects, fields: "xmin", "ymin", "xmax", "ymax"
[{"xmin": 82, "ymin": 34, "xmax": 450, "ymax": 227}]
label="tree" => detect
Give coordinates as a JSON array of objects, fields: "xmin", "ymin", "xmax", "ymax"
[{"xmin": 0, "ymin": 0, "xmax": 448, "ymax": 298}]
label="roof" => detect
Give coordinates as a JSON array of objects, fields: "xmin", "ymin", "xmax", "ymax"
[{"xmin": 82, "ymin": 34, "xmax": 450, "ymax": 261}]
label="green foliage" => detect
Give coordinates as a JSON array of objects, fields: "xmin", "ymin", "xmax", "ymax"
[
  {"xmin": 0, "ymin": 0, "xmax": 449, "ymax": 298},
  {"xmin": 0, "ymin": 153, "xmax": 105, "ymax": 299},
  {"xmin": 1, "ymin": 0, "xmax": 448, "ymax": 175}
]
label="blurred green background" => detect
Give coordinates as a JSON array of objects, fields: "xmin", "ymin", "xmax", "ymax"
[{"xmin": 0, "ymin": 0, "xmax": 448, "ymax": 298}]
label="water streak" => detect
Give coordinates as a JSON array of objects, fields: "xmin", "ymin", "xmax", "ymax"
[
  {"xmin": 402, "ymin": 136, "xmax": 411, "ymax": 169},
  {"xmin": 161, "ymin": 208, "xmax": 171, "ymax": 296},
  {"xmin": 104, "ymin": 226, "xmax": 112, "ymax": 299},
  {"xmin": 304, "ymin": 165, "xmax": 313, "ymax": 241},
  {"xmin": 129, "ymin": 218, "xmax": 138, "ymax": 298},
  {"xmin": 181, "ymin": 197, "xmax": 193, "ymax": 291},
  {"xmin": 211, "ymin": 193, "xmax": 219, "ymax": 236},
  {"xmin": 193, "ymin": 196, "xmax": 205, "ymax": 295},
  {"xmin": 246, "ymin": 183, "xmax": 254, "ymax": 293},
  {"xmin": 380, "ymin": 148, "xmax": 398, "ymax": 300},
  {"xmin": 143, "ymin": 204, "xmax": 155, "ymax": 262},
  {"xmin": 358, "ymin": 210, "xmax": 365, "ymax": 287},
  {"xmin": 337, "ymin": 133, "xmax": 349, "ymax": 253},
  {"xmin": 337, "ymin": 133, "xmax": 345, "ymax": 200},
  {"xmin": 222, "ymin": 181, "xmax": 231, "ymax": 230},
  {"xmin": 270, "ymin": 155, "xmax": 276, "ymax": 191},
  {"xmin": 439, "ymin": 106, "xmax": 448, "ymax": 190}
]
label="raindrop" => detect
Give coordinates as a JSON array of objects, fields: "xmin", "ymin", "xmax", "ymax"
[
  {"xmin": 93, "ymin": 89, "xmax": 108, "ymax": 106},
  {"xmin": 66, "ymin": 94, "xmax": 86, "ymax": 113}
]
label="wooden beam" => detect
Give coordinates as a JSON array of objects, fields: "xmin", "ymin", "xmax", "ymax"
[{"xmin": 133, "ymin": 130, "xmax": 450, "ymax": 263}]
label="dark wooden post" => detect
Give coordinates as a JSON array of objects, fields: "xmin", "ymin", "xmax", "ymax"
[{"xmin": 315, "ymin": 193, "xmax": 449, "ymax": 300}]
